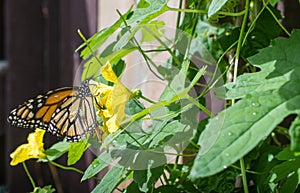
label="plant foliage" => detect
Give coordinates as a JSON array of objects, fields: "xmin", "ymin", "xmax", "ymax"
[{"xmin": 10, "ymin": 0, "xmax": 300, "ymax": 192}]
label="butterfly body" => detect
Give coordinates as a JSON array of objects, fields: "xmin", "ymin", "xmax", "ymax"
[{"xmin": 8, "ymin": 80, "xmax": 97, "ymax": 142}]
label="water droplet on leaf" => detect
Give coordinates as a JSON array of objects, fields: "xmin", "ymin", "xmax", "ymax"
[{"xmin": 251, "ymin": 102, "xmax": 260, "ymax": 107}]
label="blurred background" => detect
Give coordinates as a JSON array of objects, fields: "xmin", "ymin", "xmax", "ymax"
[{"xmin": 1, "ymin": 0, "xmax": 300, "ymax": 193}]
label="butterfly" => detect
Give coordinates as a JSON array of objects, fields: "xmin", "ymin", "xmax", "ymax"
[{"xmin": 7, "ymin": 80, "xmax": 98, "ymax": 142}]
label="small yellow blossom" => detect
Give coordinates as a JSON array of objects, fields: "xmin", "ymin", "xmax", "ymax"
[
  {"xmin": 89, "ymin": 61, "xmax": 131, "ymax": 138},
  {"xmin": 10, "ymin": 128, "xmax": 46, "ymax": 166}
]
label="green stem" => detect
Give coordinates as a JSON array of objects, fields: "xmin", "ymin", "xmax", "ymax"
[
  {"xmin": 167, "ymin": 6, "xmax": 206, "ymax": 14},
  {"xmin": 168, "ymin": 6, "xmax": 246, "ymax": 17},
  {"xmin": 77, "ymin": 29, "xmax": 102, "ymax": 67},
  {"xmin": 230, "ymin": 164, "xmax": 263, "ymax": 175},
  {"xmin": 49, "ymin": 161, "xmax": 84, "ymax": 175},
  {"xmin": 123, "ymin": 130, "xmax": 146, "ymax": 149},
  {"xmin": 231, "ymin": 0, "xmax": 250, "ymax": 192},
  {"xmin": 239, "ymin": 157, "xmax": 249, "ymax": 193},
  {"xmin": 233, "ymin": 1, "xmax": 249, "ymax": 83},
  {"xmin": 264, "ymin": 4, "xmax": 291, "ymax": 37},
  {"xmin": 205, "ymin": 41, "xmax": 237, "ymax": 94},
  {"xmin": 48, "ymin": 161, "xmax": 101, "ymax": 182},
  {"xmin": 140, "ymin": 94, "xmax": 157, "ymax": 104},
  {"xmin": 242, "ymin": 4, "xmax": 266, "ymax": 47},
  {"xmin": 186, "ymin": 95, "xmax": 212, "ymax": 117},
  {"xmin": 23, "ymin": 162, "xmax": 36, "ymax": 189},
  {"xmin": 175, "ymin": 0, "xmax": 183, "ymax": 29},
  {"xmin": 116, "ymin": 10, "xmax": 164, "ymax": 81}
]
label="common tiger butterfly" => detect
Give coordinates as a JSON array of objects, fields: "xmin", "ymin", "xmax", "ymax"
[{"xmin": 7, "ymin": 80, "xmax": 97, "ymax": 142}]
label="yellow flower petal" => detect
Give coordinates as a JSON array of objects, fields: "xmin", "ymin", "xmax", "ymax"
[
  {"xmin": 111, "ymin": 83, "xmax": 131, "ymax": 111},
  {"xmin": 106, "ymin": 115, "xmax": 120, "ymax": 133},
  {"xmin": 101, "ymin": 61, "xmax": 118, "ymax": 83},
  {"xmin": 90, "ymin": 61, "xmax": 132, "ymax": 139},
  {"xmin": 10, "ymin": 128, "xmax": 46, "ymax": 166}
]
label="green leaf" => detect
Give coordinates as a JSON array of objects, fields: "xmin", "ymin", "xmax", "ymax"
[
  {"xmin": 276, "ymin": 147, "xmax": 296, "ymax": 161},
  {"xmin": 112, "ymin": 0, "xmax": 168, "ymax": 51},
  {"xmin": 191, "ymin": 21, "xmax": 227, "ymax": 63},
  {"xmin": 208, "ymin": 0, "xmax": 228, "ymax": 17},
  {"xmin": 81, "ymin": 151, "xmax": 114, "ymax": 181},
  {"xmin": 269, "ymin": 0, "xmax": 280, "ymax": 6},
  {"xmin": 222, "ymin": 30, "xmax": 300, "ymax": 99},
  {"xmin": 126, "ymin": 99, "xmax": 145, "ymax": 116},
  {"xmin": 153, "ymin": 185, "xmax": 182, "ymax": 193},
  {"xmin": 31, "ymin": 185, "xmax": 56, "ymax": 193},
  {"xmin": 113, "ymin": 30, "xmax": 134, "ymax": 51},
  {"xmin": 192, "ymin": 168, "xmax": 238, "ymax": 192},
  {"xmin": 278, "ymin": 172, "xmax": 299, "ymax": 193},
  {"xmin": 190, "ymin": 30, "xmax": 300, "ymax": 178},
  {"xmin": 141, "ymin": 21, "xmax": 165, "ymax": 42},
  {"xmin": 77, "ymin": 7, "xmax": 132, "ymax": 59},
  {"xmin": 67, "ymin": 140, "xmax": 89, "ymax": 165},
  {"xmin": 148, "ymin": 120, "xmax": 191, "ymax": 149},
  {"xmin": 289, "ymin": 116, "xmax": 300, "ymax": 152},
  {"xmin": 241, "ymin": 6, "xmax": 282, "ymax": 58},
  {"xmin": 43, "ymin": 141, "xmax": 70, "ymax": 161},
  {"xmin": 113, "ymin": 22, "xmax": 165, "ymax": 51},
  {"xmin": 91, "ymin": 166, "xmax": 128, "ymax": 193},
  {"xmin": 269, "ymin": 158, "xmax": 300, "ymax": 189},
  {"xmin": 82, "ymin": 46, "xmax": 137, "ymax": 79},
  {"xmin": 112, "ymin": 60, "xmax": 126, "ymax": 77},
  {"xmin": 169, "ymin": 60, "xmax": 189, "ymax": 93},
  {"xmin": 125, "ymin": 0, "xmax": 168, "ymax": 26},
  {"xmin": 251, "ymin": 144, "xmax": 281, "ymax": 192}
]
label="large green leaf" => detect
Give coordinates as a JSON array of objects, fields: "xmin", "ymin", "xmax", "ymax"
[
  {"xmin": 190, "ymin": 30, "xmax": 300, "ymax": 178},
  {"xmin": 91, "ymin": 166, "xmax": 128, "ymax": 193}
]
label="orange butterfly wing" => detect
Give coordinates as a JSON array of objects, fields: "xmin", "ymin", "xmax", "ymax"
[{"xmin": 8, "ymin": 81, "xmax": 97, "ymax": 142}]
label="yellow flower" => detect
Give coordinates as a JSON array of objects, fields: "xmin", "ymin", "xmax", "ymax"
[
  {"xmin": 89, "ymin": 61, "xmax": 131, "ymax": 138},
  {"xmin": 10, "ymin": 128, "xmax": 46, "ymax": 166}
]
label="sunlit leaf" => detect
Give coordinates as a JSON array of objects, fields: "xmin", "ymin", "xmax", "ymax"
[
  {"xmin": 190, "ymin": 30, "xmax": 300, "ymax": 178},
  {"xmin": 67, "ymin": 140, "xmax": 89, "ymax": 165},
  {"xmin": 125, "ymin": 0, "xmax": 168, "ymax": 26},
  {"xmin": 112, "ymin": 0, "xmax": 168, "ymax": 51},
  {"xmin": 141, "ymin": 21, "xmax": 165, "ymax": 42},
  {"xmin": 77, "ymin": 7, "xmax": 132, "ymax": 59}
]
